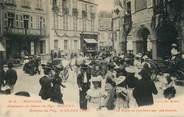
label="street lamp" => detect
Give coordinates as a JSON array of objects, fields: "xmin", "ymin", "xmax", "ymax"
[{"xmin": 123, "ymin": 13, "xmax": 132, "ymax": 54}]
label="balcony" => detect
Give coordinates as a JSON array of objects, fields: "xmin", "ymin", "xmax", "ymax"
[
  {"xmin": 4, "ymin": 28, "xmax": 46, "ymax": 37},
  {"xmin": 21, "ymin": 5, "xmax": 31, "ymax": 9},
  {"xmin": 5, "ymin": 2, "xmax": 16, "ymax": 7}
]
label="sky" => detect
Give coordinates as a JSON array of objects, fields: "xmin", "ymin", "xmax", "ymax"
[{"xmin": 95, "ymin": 0, "xmax": 114, "ymax": 12}]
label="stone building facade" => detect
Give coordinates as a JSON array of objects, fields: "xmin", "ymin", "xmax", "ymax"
[
  {"xmin": 117, "ymin": 0, "xmax": 184, "ymax": 59},
  {"xmin": 49, "ymin": 0, "xmax": 98, "ymax": 55},
  {"xmin": 0, "ymin": 0, "xmax": 48, "ymax": 60},
  {"xmin": 112, "ymin": 0, "xmax": 124, "ymax": 54},
  {"xmin": 98, "ymin": 11, "xmax": 113, "ymax": 50}
]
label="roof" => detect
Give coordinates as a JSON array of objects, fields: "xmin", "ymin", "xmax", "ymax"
[{"xmin": 84, "ymin": 39, "xmax": 98, "ymax": 44}]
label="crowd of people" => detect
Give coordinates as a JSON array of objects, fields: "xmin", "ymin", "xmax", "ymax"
[
  {"xmin": 37, "ymin": 43, "xmax": 184, "ymax": 110},
  {"xmin": 23, "ymin": 56, "xmax": 41, "ymax": 75},
  {"xmin": 0, "ymin": 43, "xmax": 183, "ymax": 110},
  {"xmin": 0, "ymin": 63, "xmax": 18, "ymax": 94}
]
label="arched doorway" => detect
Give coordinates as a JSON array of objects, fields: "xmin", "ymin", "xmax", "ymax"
[
  {"xmin": 156, "ymin": 22, "xmax": 178, "ymax": 59},
  {"xmin": 136, "ymin": 27, "xmax": 152, "ymax": 57}
]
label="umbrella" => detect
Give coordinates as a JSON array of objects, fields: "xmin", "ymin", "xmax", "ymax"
[{"xmin": 0, "ymin": 42, "xmax": 5, "ymax": 51}]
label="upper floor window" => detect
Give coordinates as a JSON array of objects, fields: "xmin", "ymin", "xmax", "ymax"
[
  {"xmin": 22, "ymin": 0, "xmax": 30, "ymax": 8},
  {"xmin": 82, "ymin": 3, "xmax": 87, "ymax": 18},
  {"xmin": 5, "ymin": 0, "xmax": 16, "ymax": 6},
  {"xmin": 36, "ymin": 0, "xmax": 42, "ymax": 9},
  {"xmin": 62, "ymin": 0, "xmax": 69, "ymax": 15},
  {"xmin": 135, "ymin": 0, "xmax": 147, "ymax": 11},
  {"xmin": 73, "ymin": 0, "xmax": 77, "ymax": 8}
]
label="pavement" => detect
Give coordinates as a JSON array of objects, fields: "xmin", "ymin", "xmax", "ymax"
[{"xmin": 0, "ymin": 63, "xmax": 184, "ymax": 117}]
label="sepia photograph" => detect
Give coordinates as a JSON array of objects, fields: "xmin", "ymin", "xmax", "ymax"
[{"xmin": 0, "ymin": 0, "xmax": 184, "ymax": 117}]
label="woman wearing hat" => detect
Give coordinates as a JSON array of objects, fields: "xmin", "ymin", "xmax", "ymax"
[
  {"xmin": 50, "ymin": 66, "xmax": 66, "ymax": 104},
  {"xmin": 124, "ymin": 66, "xmax": 139, "ymax": 107},
  {"xmin": 134, "ymin": 53, "xmax": 143, "ymax": 70},
  {"xmin": 39, "ymin": 66, "xmax": 53, "ymax": 100},
  {"xmin": 169, "ymin": 43, "xmax": 184, "ymax": 80},
  {"xmin": 86, "ymin": 76, "xmax": 105, "ymax": 110},
  {"xmin": 114, "ymin": 76, "xmax": 129, "ymax": 109}
]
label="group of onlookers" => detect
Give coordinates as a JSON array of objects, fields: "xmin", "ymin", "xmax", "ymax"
[{"xmin": 0, "ymin": 63, "xmax": 17, "ymax": 94}]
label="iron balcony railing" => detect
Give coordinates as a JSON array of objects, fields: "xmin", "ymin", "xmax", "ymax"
[{"xmin": 4, "ymin": 28, "xmax": 46, "ymax": 36}]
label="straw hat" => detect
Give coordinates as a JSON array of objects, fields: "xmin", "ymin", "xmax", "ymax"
[
  {"xmin": 135, "ymin": 53, "xmax": 142, "ymax": 58},
  {"xmin": 90, "ymin": 76, "xmax": 102, "ymax": 82},
  {"xmin": 171, "ymin": 43, "xmax": 177, "ymax": 47},
  {"xmin": 143, "ymin": 55, "xmax": 149, "ymax": 60},
  {"xmin": 114, "ymin": 76, "xmax": 126, "ymax": 85},
  {"xmin": 125, "ymin": 66, "xmax": 137, "ymax": 73}
]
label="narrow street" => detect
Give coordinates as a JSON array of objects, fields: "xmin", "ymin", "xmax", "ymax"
[
  {"xmin": 13, "ymin": 66, "xmax": 79, "ymax": 104},
  {"xmin": 11, "ymin": 64, "xmax": 184, "ymax": 107}
]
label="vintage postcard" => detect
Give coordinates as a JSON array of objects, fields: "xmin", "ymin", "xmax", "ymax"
[{"xmin": 0, "ymin": 0, "xmax": 184, "ymax": 117}]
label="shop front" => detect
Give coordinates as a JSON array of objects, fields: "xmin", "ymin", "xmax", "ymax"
[{"xmin": 80, "ymin": 33, "xmax": 98, "ymax": 56}]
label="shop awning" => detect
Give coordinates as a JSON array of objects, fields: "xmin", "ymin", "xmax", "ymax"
[
  {"xmin": 0, "ymin": 42, "xmax": 5, "ymax": 51},
  {"xmin": 84, "ymin": 39, "xmax": 98, "ymax": 44}
]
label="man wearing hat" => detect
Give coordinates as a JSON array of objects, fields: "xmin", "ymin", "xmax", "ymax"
[
  {"xmin": 133, "ymin": 63, "xmax": 158, "ymax": 107},
  {"xmin": 77, "ymin": 63, "xmax": 91, "ymax": 110},
  {"xmin": 50, "ymin": 65, "xmax": 66, "ymax": 104},
  {"xmin": 39, "ymin": 66, "xmax": 53, "ymax": 100},
  {"xmin": 169, "ymin": 43, "xmax": 184, "ymax": 80},
  {"xmin": 4, "ymin": 62, "xmax": 17, "ymax": 94}
]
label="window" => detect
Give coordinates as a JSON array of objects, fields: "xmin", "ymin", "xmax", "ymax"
[
  {"xmin": 73, "ymin": 0, "xmax": 77, "ymax": 8},
  {"xmin": 36, "ymin": 0, "xmax": 42, "ymax": 9},
  {"xmin": 82, "ymin": 19, "xmax": 86, "ymax": 31},
  {"xmin": 54, "ymin": 40, "xmax": 58, "ymax": 50},
  {"xmin": 74, "ymin": 40, "xmax": 78, "ymax": 49},
  {"xmin": 82, "ymin": 3, "xmax": 87, "ymax": 18},
  {"xmin": 23, "ymin": 15, "xmax": 29, "ymax": 29},
  {"xmin": 42, "ymin": 18, "xmax": 45, "ymax": 29},
  {"xmin": 5, "ymin": 0, "xmax": 16, "ymax": 5},
  {"xmin": 135, "ymin": 0, "xmax": 147, "ymax": 11},
  {"xmin": 63, "ymin": 16, "xmax": 68, "ymax": 30},
  {"xmin": 15, "ymin": 15, "xmax": 19, "ymax": 27},
  {"xmin": 64, "ymin": 40, "xmax": 68, "ymax": 50},
  {"xmin": 4, "ymin": 13, "xmax": 8, "ymax": 28},
  {"xmin": 7, "ymin": 13, "xmax": 15, "ymax": 28},
  {"xmin": 73, "ymin": 17, "xmax": 77, "ymax": 31},
  {"xmin": 91, "ymin": 20, "xmax": 94, "ymax": 31},
  {"xmin": 62, "ymin": 0, "xmax": 69, "ymax": 15},
  {"xmin": 20, "ymin": 15, "xmax": 24, "ymax": 28},
  {"xmin": 30, "ymin": 16, "xmax": 33, "ymax": 28},
  {"xmin": 22, "ymin": 0, "xmax": 30, "ymax": 8}
]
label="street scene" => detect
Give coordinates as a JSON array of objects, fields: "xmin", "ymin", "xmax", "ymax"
[{"xmin": 0, "ymin": 0, "xmax": 184, "ymax": 116}]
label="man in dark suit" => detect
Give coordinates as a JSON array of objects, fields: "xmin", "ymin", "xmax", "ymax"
[
  {"xmin": 77, "ymin": 64, "xmax": 91, "ymax": 110},
  {"xmin": 0, "ymin": 64, "xmax": 5, "ymax": 90},
  {"xmin": 133, "ymin": 63, "xmax": 158, "ymax": 107},
  {"xmin": 5, "ymin": 63, "xmax": 18, "ymax": 93}
]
